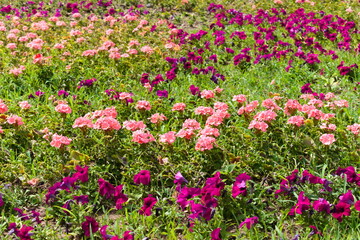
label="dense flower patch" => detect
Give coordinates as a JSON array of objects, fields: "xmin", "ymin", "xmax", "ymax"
[{"xmin": 0, "ymin": 1, "xmax": 360, "ymax": 239}]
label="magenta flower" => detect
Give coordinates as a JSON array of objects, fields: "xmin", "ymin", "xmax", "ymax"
[
  {"xmin": 211, "ymin": 228, "xmax": 222, "ymax": 240},
  {"xmin": 202, "ymin": 172, "xmax": 225, "ymax": 197},
  {"xmin": 139, "ymin": 194, "xmax": 157, "ymax": 216},
  {"xmin": 156, "ymin": 90, "xmax": 168, "ymax": 98},
  {"xmin": 312, "ymin": 198, "xmax": 331, "ymax": 214},
  {"xmin": 114, "ymin": 185, "xmax": 128, "ymax": 210},
  {"xmin": 73, "ymin": 195, "xmax": 89, "ymax": 205},
  {"xmin": 73, "ymin": 165, "xmax": 89, "ymax": 183},
  {"xmin": 339, "ymin": 190, "xmax": 354, "ymax": 205},
  {"xmin": 288, "ymin": 191, "xmax": 311, "ymax": 215},
  {"xmin": 232, "ymin": 173, "xmax": 251, "ymax": 198},
  {"xmin": 354, "ymin": 200, "xmax": 360, "ymax": 211},
  {"xmin": 0, "ymin": 193, "xmax": 4, "ymax": 207},
  {"xmin": 98, "ymin": 178, "xmax": 115, "ymax": 199},
  {"xmin": 189, "ymin": 85, "xmax": 200, "ymax": 96},
  {"xmin": 17, "ymin": 225, "xmax": 34, "ymax": 240},
  {"xmin": 133, "ymin": 170, "xmax": 151, "ymax": 185},
  {"xmin": 81, "ymin": 216, "xmax": 99, "ymax": 237},
  {"xmin": 174, "ymin": 172, "xmax": 188, "ymax": 185},
  {"xmin": 177, "ymin": 187, "xmax": 201, "ymax": 209},
  {"xmin": 239, "ymin": 216, "xmax": 259, "ymax": 230},
  {"xmin": 332, "ymin": 202, "xmax": 351, "ymax": 222}
]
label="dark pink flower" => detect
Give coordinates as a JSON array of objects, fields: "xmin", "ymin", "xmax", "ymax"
[
  {"xmin": 133, "ymin": 170, "xmax": 151, "ymax": 185},
  {"xmin": 73, "ymin": 165, "xmax": 89, "ymax": 183},
  {"xmin": 232, "ymin": 173, "xmax": 251, "ymax": 198},
  {"xmin": 139, "ymin": 194, "xmax": 157, "ymax": 216},
  {"xmin": 339, "ymin": 190, "xmax": 354, "ymax": 205},
  {"xmin": 211, "ymin": 228, "xmax": 221, "ymax": 240},
  {"xmin": 239, "ymin": 216, "xmax": 258, "ymax": 229},
  {"xmin": 354, "ymin": 200, "xmax": 360, "ymax": 211},
  {"xmin": 288, "ymin": 191, "xmax": 311, "ymax": 215},
  {"xmin": 81, "ymin": 216, "xmax": 99, "ymax": 237},
  {"xmin": 312, "ymin": 198, "xmax": 330, "ymax": 214},
  {"xmin": 332, "ymin": 202, "xmax": 351, "ymax": 222},
  {"xmin": 98, "ymin": 178, "xmax": 115, "ymax": 199}
]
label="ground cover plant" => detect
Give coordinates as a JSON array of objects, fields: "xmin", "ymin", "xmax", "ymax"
[{"xmin": 0, "ymin": 0, "xmax": 360, "ymax": 239}]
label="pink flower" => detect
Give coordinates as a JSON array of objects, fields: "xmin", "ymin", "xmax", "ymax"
[
  {"xmin": 6, "ymin": 43, "xmax": 16, "ymax": 49},
  {"xmin": 132, "ymin": 130, "xmax": 155, "ymax": 144},
  {"xmin": 94, "ymin": 117, "xmax": 121, "ymax": 131},
  {"xmin": 7, "ymin": 115, "xmax": 24, "ymax": 126},
  {"xmin": 347, "ymin": 124, "xmax": 360, "ymax": 135},
  {"xmin": 182, "ymin": 119, "xmax": 201, "ymax": 130},
  {"xmin": 176, "ymin": 128, "xmax": 196, "ymax": 140},
  {"xmin": 140, "ymin": 46, "xmax": 154, "ymax": 54},
  {"xmin": 200, "ymin": 90, "xmax": 215, "ymax": 99},
  {"xmin": 319, "ymin": 134, "xmax": 336, "ymax": 145},
  {"xmin": 333, "ymin": 100, "xmax": 349, "ymax": 108},
  {"xmin": 0, "ymin": 101, "xmax": 8, "ymax": 113},
  {"xmin": 136, "ymin": 100, "xmax": 151, "ymax": 111},
  {"xmin": 50, "ymin": 133, "xmax": 72, "ymax": 148},
  {"xmin": 55, "ymin": 104, "xmax": 72, "ymax": 114},
  {"xmin": 248, "ymin": 120, "xmax": 268, "ymax": 132},
  {"xmin": 254, "ymin": 110, "xmax": 277, "ymax": 122},
  {"xmin": 0, "ymin": 126, "xmax": 3, "ymax": 134},
  {"xmin": 200, "ymin": 126, "xmax": 220, "ymax": 137},
  {"xmin": 19, "ymin": 101, "xmax": 31, "ymax": 110},
  {"xmin": 172, "ymin": 103, "xmax": 186, "ymax": 111},
  {"xmin": 123, "ymin": 120, "xmax": 146, "ymax": 131},
  {"xmin": 237, "ymin": 101, "xmax": 259, "ymax": 115},
  {"xmin": 214, "ymin": 102, "xmax": 228, "ymax": 111},
  {"xmin": 73, "ymin": 117, "xmax": 94, "ymax": 128},
  {"xmin": 159, "ymin": 131, "xmax": 176, "ymax": 144},
  {"xmin": 320, "ymin": 123, "xmax": 336, "ymax": 131},
  {"xmin": 195, "ymin": 136, "xmax": 216, "ymax": 151},
  {"xmin": 149, "ymin": 113, "xmax": 167, "ymax": 124},
  {"xmin": 194, "ymin": 106, "xmax": 214, "ymax": 116},
  {"xmin": 9, "ymin": 65, "xmax": 25, "ymax": 76},
  {"xmin": 262, "ymin": 99, "xmax": 281, "ymax": 111},
  {"xmin": 232, "ymin": 94, "xmax": 247, "ymax": 103},
  {"xmin": 214, "ymin": 86, "xmax": 223, "ymax": 94},
  {"xmin": 287, "ymin": 116, "xmax": 304, "ymax": 127},
  {"xmin": 284, "ymin": 99, "xmax": 302, "ymax": 115}
]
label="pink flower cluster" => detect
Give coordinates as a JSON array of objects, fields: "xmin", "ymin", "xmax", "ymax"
[{"xmin": 50, "ymin": 133, "xmax": 72, "ymax": 148}]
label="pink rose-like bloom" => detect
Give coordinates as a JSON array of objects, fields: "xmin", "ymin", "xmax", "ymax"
[
  {"xmin": 94, "ymin": 117, "xmax": 121, "ymax": 131},
  {"xmin": 127, "ymin": 49, "xmax": 138, "ymax": 54},
  {"xmin": 0, "ymin": 101, "xmax": 8, "ymax": 113},
  {"xmin": 182, "ymin": 119, "xmax": 201, "ymax": 130},
  {"xmin": 149, "ymin": 113, "xmax": 167, "ymax": 124},
  {"xmin": 129, "ymin": 40, "xmax": 139, "ymax": 46},
  {"xmin": 333, "ymin": 100, "xmax": 349, "ymax": 108},
  {"xmin": 195, "ymin": 136, "xmax": 216, "ymax": 151},
  {"xmin": 159, "ymin": 131, "xmax": 176, "ymax": 144},
  {"xmin": 254, "ymin": 110, "xmax": 277, "ymax": 122},
  {"xmin": 248, "ymin": 120, "xmax": 268, "ymax": 132},
  {"xmin": 232, "ymin": 94, "xmax": 247, "ymax": 103},
  {"xmin": 284, "ymin": 99, "xmax": 302, "ymax": 115},
  {"xmin": 262, "ymin": 99, "xmax": 281, "ymax": 111},
  {"xmin": 140, "ymin": 46, "xmax": 154, "ymax": 54},
  {"xmin": 6, "ymin": 43, "xmax": 16, "ymax": 49},
  {"xmin": 214, "ymin": 102, "xmax": 228, "ymax": 111},
  {"xmin": 123, "ymin": 120, "xmax": 146, "ymax": 131},
  {"xmin": 0, "ymin": 126, "xmax": 3, "ymax": 134},
  {"xmin": 200, "ymin": 90, "xmax": 215, "ymax": 99},
  {"xmin": 50, "ymin": 133, "xmax": 72, "ymax": 148},
  {"xmin": 19, "ymin": 101, "xmax": 31, "ymax": 109},
  {"xmin": 136, "ymin": 100, "xmax": 151, "ymax": 111},
  {"xmin": 214, "ymin": 86, "xmax": 223, "ymax": 94},
  {"xmin": 73, "ymin": 117, "xmax": 94, "ymax": 129},
  {"xmin": 172, "ymin": 103, "xmax": 186, "ymax": 111},
  {"xmin": 319, "ymin": 134, "xmax": 336, "ymax": 145},
  {"xmin": 9, "ymin": 65, "xmax": 25, "ymax": 76},
  {"xmin": 55, "ymin": 104, "xmax": 72, "ymax": 114},
  {"xmin": 320, "ymin": 123, "xmax": 336, "ymax": 131},
  {"xmin": 287, "ymin": 116, "xmax": 304, "ymax": 127},
  {"xmin": 237, "ymin": 101, "xmax": 259, "ymax": 115},
  {"xmin": 200, "ymin": 126, "xmax": 220, "ymax": 137},
  {"xmin": 176, "ymin": 128, "xmax": 196, "ymax": 140},
  {"xmin": 132, "ymin": 130, "xmax": 155, "ymax": 144},
  {"xmin": 194, "ymin": 106, "xmax": 214, "ymax": 116},
  {"xmin": 347, "ymin": 124, "xmax": 360, "ymax": 135},
  {"xmin": 7, "ymin": 115, "xmax": 24, "ymax": 126}
]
